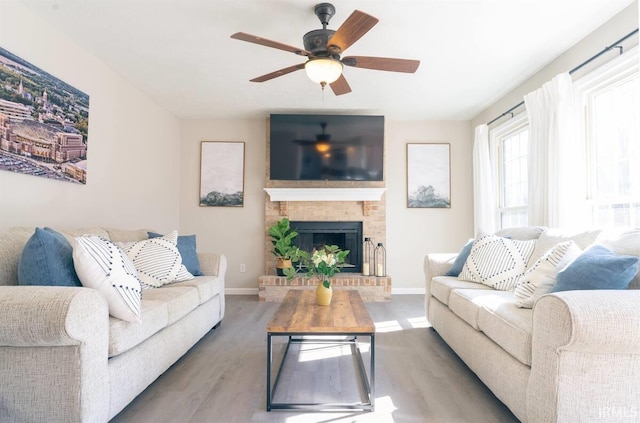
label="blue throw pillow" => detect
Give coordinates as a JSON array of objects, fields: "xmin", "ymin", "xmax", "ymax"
[
  {"xmin": 445, "ymin": 239, "xmax": 474, "ymax": 276},
  {"xmin": 147, "ymin": 232, "xmax": 204, "ymax": 276},
  {"xmin": 18, "ymin": 227, "xmax": 82, "ymax": 287},
  {"xmin": 550, "ymin": 245, "xmax": 639, "ymax": 292}
]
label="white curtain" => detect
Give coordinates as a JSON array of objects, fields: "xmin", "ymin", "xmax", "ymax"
[
  {"xmin": 473, "ymin": 124, "xmax": 496, "ymax": 234},
  {"xmin": 524, "ymin": 73, "xmax": 581, "ymax": 228}
]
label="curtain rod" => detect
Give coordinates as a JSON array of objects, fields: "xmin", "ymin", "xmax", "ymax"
[{"xmin": 486, "ymin": 28, "xmax": 639, "ymax": 126}]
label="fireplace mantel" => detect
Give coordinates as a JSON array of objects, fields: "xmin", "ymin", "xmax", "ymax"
[{"xmin": 264, "ymin": 188, "xmax": 385, "ymax": 202}]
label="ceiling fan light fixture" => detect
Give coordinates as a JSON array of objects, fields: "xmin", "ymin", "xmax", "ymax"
[
  {"xmin": 304, "ymin": 57, "xmax": 343, "ymax": 86},
  {"xmin": 316, "ymin": 141, "xmax": 331, "ymax": 153}
]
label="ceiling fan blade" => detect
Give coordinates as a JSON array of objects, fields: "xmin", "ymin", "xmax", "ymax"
[
  {"xmin": 342, "ymin": 56, "xmax": 420, "ymax": 73},
  {"xmin": 231, "ymin": 32, "xmax": 311, "ymax": 56},
  {"xmin": 330, "ymin": 74, "xmax": 352, "ymax": 96},
  {"xmin": 327, "ymin": 10, "xmax": 378, "ymax": 53},
  {"xmin": 250, "ymin": 63, "xmax": 305, "ymax": 82}
]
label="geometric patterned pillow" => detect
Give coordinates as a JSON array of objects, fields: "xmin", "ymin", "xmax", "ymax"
[
  {"xmin": 459, "ymin": 232, "xmax": 536, "ymax": 291},
  {"xmin": 514, "ymin": 241, "xmax": 582, "ymax": 308},
  {"xmin": 119, "ymin": 230, "xmax": 194, "ymax": 288},
  {"xmin": 72, "ymin": 235, "xmax": 142, "ymax": 323},
  {"xmin": 148, "ymin": 232, "xmax": 204, "ymax": 276}
]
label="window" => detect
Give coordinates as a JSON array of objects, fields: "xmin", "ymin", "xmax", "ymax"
[
  {"xmin": 486, "ymin": 47, "xmax": 638, "ymax": 230},
  {"xmin": 490, "ymin": 114, "xmax": 529, "ymax": 229},
  {"xmin": 577, "ymin": 47, "xmax": 639, "ymax": 227}
]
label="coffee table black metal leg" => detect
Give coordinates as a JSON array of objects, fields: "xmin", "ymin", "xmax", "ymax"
[
  {"xmin": 266, "ymin": 333, "xmax": 272, "ymax": 411},
  {"xmin": 370, "ymin": 332, "xmax": 375, "ymax": 410}
]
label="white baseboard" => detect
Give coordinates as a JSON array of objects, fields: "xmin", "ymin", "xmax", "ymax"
[
  {"xmin": 225, "ymin": 287, "xmax": 424, "ymax": 296},
  {"xmin": 392, "ymin": 288, "xmax": 425, "ymax": 295},
  {"xmin": 225, "ymin": 288, "xmax": 259, "ymax": 295}
]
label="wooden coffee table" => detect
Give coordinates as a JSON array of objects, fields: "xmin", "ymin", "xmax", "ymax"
[{"xmin": 266, "ymin": 290, "xmax": 376, "ymax": 411}]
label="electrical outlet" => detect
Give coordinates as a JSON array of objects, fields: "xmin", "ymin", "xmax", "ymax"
[{"xmin": 240, "ymin": 263, "xmax": 246, "ymax": 273}]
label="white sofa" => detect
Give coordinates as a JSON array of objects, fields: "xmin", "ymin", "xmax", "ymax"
[
  {"xmin": 0, "ymin": 227, "xmax": 227, "ymax": 422},
  {"xmin": 424, "ymin": 226, "xmax": 640, "ymax": 423}
]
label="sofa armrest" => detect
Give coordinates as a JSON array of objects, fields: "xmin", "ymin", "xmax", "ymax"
[
  {"xmin": 0, "ymin": 286, "xmax": 110, "ymax": 422},
  {"xmin": 424, "ymin": 253, "xmax": 457, "ymax": 316},
  {"xmin": 198, "ymin": 252, "xmax": 227, "ymax": 278},
  {"xmin": 0, "ymin": 286, "xmax": 108, "ymax": 346},
  {"xmin": 528, "ymin": 290, "xmax": 640, "ymax": 422},
  {"xmin": 424, "ymin": 253, "xmax": 457, "ymax": 282}
]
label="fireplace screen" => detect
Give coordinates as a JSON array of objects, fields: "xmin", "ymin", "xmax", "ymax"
[{"xmin": 290, "ymin": 221, "xmax": 363, "ymax": 273}]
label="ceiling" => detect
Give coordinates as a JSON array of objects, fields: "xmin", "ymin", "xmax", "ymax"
[{"xmin": 18, "ymin": 0, "xmax": 636, "ymax": 120}]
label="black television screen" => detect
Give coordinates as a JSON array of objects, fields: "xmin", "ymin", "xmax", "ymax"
[{"xmin": 269, "ymin": 114, "xmax": 384, "ymax": 181}]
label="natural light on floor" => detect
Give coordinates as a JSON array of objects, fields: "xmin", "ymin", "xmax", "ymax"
[
  {"xmin": 297, "ymin": 340, "xmax": 370, "ymax": 362},
  {"xmin": 294, "ymin": 313, "xmax": 431, "ymax": 362},
  {"xmin": 281, "ymin": 315, "xmax": 429, "ymax": 420},
  {"xmin": 375, "ymin": 315, "xmax": 430, "ymax": 332},
  {"xmin": 283, "ymin": 395, "xmax": 397, "ymax": 422}
]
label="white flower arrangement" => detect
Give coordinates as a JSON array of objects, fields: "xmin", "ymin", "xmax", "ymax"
[{"xmin": 306, "ymin": 244, "xmax": 349, "ymax": 288}]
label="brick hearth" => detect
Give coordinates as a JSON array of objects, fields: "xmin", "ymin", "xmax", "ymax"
[{"xmin": 258, "ymin": 274, "xmax": 392, "ymax": 302}]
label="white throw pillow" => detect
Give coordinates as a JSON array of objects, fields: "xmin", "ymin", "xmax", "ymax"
[
  {"xmin": 73, "ymin": 235, "xmax": 142, "ymax": 323},
  {"xmin": 514, "ymin": 241, "xmax": 582, "ymax": 308},
  {"xmin": 119, "ymin": 230, "xmax": 194, "ymax": 288},
  {"xmin": 459, "ymin": 232, "xmax": 536, "ymax": 291}
]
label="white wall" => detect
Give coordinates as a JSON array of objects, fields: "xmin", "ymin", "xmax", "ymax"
[
  {"xmin": 0, "ymin": 2, "xmax": 181, "ymax": 232},
  {"xmin": 472, "ymin": 1, "xmax": 638, "ymax": 127},
  {"xmin": 386, "ymin": 120, "xmax": 473, "ymax": 291},
  {"xmin": 179, "ymin": 118, "xmax": 474, "ymax": 292},
  {"xmin": 179, "ymin": 119, "xmax": 266, "ymax": 292}
]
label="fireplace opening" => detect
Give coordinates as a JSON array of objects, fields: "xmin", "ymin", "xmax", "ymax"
[{"xmin": 290, "ymin": 221, "xmax": 362, "ymax": 273}]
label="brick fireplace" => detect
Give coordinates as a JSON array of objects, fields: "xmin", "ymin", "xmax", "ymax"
[
  {"xmin": 259, "ymin": 118, "xmax": 391, "ymax": 301},
  {"xmin": 259, "ymin": 189, "xmax": 391, "ymax": 301}
]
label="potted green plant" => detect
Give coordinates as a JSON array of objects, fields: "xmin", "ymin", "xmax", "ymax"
[{"xmin": 268, "ymin": 218, "xmax": 303, "ymax": 277}]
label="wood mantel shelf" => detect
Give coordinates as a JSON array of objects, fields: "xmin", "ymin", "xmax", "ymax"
[{"xmin": 264, "ymin": 188, "xmax": 385, "ymax": 202}]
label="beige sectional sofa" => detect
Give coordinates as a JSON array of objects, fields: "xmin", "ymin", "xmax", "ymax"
[
  {"xmin": 424, "ymin": 226, "xmax": 640, "ymax": 423},
  {"xmin": 0, "ymin": 227, "xmax": 227, "ymax": 422}
]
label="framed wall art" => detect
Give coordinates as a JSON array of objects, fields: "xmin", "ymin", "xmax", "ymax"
[
  {"xmin": 406, "ymin": 143, "xmax": 451, "ymax": 208},
  {"xmin": 0, "ymin": 46, "xmax": 90, "ymax": 184},
  {"xmin": 200, "ymin": 141, "xmax": 245, "ymax": 207}
]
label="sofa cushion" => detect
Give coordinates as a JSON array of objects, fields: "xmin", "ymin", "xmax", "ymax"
[
  {"xmin": 166, "ymin": 275, "xmax": 224, "ymax": 305},
  {"xmin": 148, "ymin": 232, "xmax": 204, "ymax": 276},
  {"xmin": 108, "ymin": 299, "xmax": 168, "ymax": 357},
  {"xmin": 477, "ymin": 296, "xmax": 533, "ymax": 366},
  {"xmin": 104, "ymin": 228, "xmax": 151, "ymax": 242},
  {"xmin": 142, "ymin": 286, "xmax": 200, "ymax": 325},
  {"xmin": 528, "ymin": 228, "xmax": 601, "ymax": 265},
  {"xmin": 459, "ymin": 233, "xmax": 536, "ymax": 291},
  {"xmin": 431, "ymin": 276, "xmax": 490, "ymax": 306},
  {"xmin": 551, "ymin": 245, "xmax": 639, "ymax": 293},
  {"xmin": 73, "ymin": 235, "xmax": 142, "ymax": 323},
  {"xmin": 514, "ymin": 241, "xmax": 582, "ymax": 308},
  {"xmin": 18, "ymin": 227, "xmax": 82, "ymax": 287},
  {"xmin": 119, "ymin": 231, "xmax": 194, "ymax": 288},
  {"xmin": 449, "ymin": 289, "xmax": 513, "ymax": 330},
  {"xmin": 494, "ymin": 226, "xmax": 546, "ymax": 241}
]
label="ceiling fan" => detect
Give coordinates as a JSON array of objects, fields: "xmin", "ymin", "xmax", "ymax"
[
  {"xmin": 294, "ymin": 122, "xmax": 338, "ymax": 152},
  {"xmin": 230, "ymin": 3, "xmax": 420, "ymax": 95}
]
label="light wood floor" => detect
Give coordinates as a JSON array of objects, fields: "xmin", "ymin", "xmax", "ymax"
[{"xmin": 111, "ymin": 295, "xmax": 518, "ymax": 423}]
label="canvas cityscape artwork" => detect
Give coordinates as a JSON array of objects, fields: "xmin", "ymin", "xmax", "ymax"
[{"xmin": 0, "ymin": 46, "xmax": 90, "ymax": 184}]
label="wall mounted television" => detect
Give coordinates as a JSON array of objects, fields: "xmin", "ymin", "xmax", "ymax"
[{"xmin": 269, "ymin": 114, "xmax": 384, "ymax": 181}]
